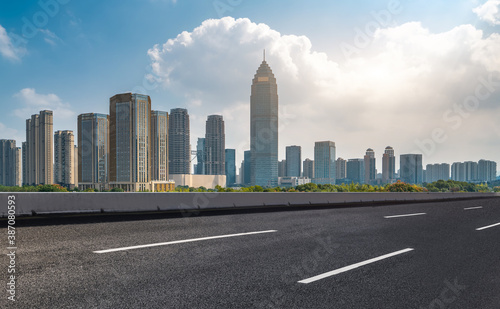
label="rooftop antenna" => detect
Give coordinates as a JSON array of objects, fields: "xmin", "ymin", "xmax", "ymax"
[{"xmin": 263, "ymin": 49, "xmax": 265, "ymax": 61}]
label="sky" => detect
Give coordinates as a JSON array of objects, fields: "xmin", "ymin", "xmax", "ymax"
[{"xmin": 1, "ymin": 0, "xmax": 500, "ymax": 174}]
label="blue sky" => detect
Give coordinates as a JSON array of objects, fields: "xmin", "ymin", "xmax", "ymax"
[{"xmin": 1, "ymin": 0, "xmax": 499, "ymax": 173}]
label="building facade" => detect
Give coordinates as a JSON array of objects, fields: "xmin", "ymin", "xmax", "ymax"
[
  {"xmin": 169, "ymin": 108, "xmax": 190, "ymax": 175},
  {"xmin": 243, "ymin": 150, "xmax": 251, "ymax": 185},
  {"xmin": 303, "ymin": 158, "xmax": 314, "ymax": 179},
  {"xmin": 382, "ymin": 146, "xmax": 396, "ymax": 184},
  {"xmin": 205, "ymin": 115, "xmax": 225, "ymax": 175},
  {"xmin": 25, "ymin": 110, "xmax": 53, "ymax": 185},
  {"xmin": 225, "ymin": 149, "xmax": 236, "ymax": 187},
  {"xmin": 151, "ymin": 110, "xmax": 169, "ymax": 181},
  {"xmin": 425, "ymin": 163, "xmax": 450, "ymax": 183},
  {"xmin": 336, "ymin": 157, "xmax": 347, "ymax": 181},
  {"xmin": 78, "ymin": 113, "xmax": 109, "ymax": 191},
  {"xmin": 109, "ymin": 93, "xmax": 152, "ymax": 191},
  {"xmin": 54, "ymin": 130, "xmax": 75, "ymax": 188},
  {"xmin": 478, "ymin": 159, "xmax": 497, "ymax": 182},
  {"xmin": 286, "ymin": 145, "xmax": 301, "ymax": 177},
  {"xmin": 278, "ymin": 160, "xmax": 287, "ymax": 178},
  {"xmin": 0, "ymin": 140, "xmax": 19, "ymax": 186},
  {"xmin": 313, "ymin": 141, "xmax": 336, "ymax": 184},
  {"xmin": 400, "ymin": 154, "xmax": 423, "ymax": 184},
  {"xmin": 250, "ymin": 56, "xmax": 279, "ymax": 187},
  {"xmin": 364, "ymin": 148, "xmax": 376, "ymax": 185},
  {"xmin": 347, "ymin": 158, "xmax": 365, "ymax": 184}
]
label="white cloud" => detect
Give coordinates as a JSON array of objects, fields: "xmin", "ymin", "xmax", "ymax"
[
  {"xmin": 13, "ymin": 88, "xmax": 76, "ymax": 133},
  {"xmin": 0, "ymin": 122, "xmax": 22, "ymax": 143},
  {"xmin": 0, "ymin": 24, "xmax": 26, "ymax": 61},
  {"xmin": 473, "ymin": 0, "xmax": 500, "ymax": 25},
  {"xmin": 148, "ymin": 17, "xmax": 500, "ymax": 167}
]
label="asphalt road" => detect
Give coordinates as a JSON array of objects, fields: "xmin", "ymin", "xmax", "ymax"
[{"xmin": 3, "ymin": 197, "xmax": 500, "ymax": 308}]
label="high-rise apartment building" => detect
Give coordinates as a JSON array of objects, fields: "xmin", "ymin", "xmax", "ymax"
[
  {"xmin": 169, "ymin": 108, "xmax": 190, "ymax": 175},
  {"xmin": 451, "ymin": 161, "xmax": 478, "ymax": 182},
  {"xmin": 336, "ymin": 157, "xmax": 346, "ymax": 180},
  {"xmin": 225, "ymin": 149, "xmax": 236, "ymax": 186},
  {"xmin": 303, "ymin": 158, "xmax": 314, "ymax": 179},
  {"xmin": 347, "ymin": 159, "xmax": 365, "ymax": 184},
  {"xmin": 250, "ymin": 55, "xmax": 278, "ymax": 187},
  {"xmin": 54, "ymin": 130, "xmax": 75, "ymax": 188},
  {"xmin": 425, "ymin": 163, "xmax": 450, "ymax": 182},
  {"xmin": 109, "ymin": 93, "xmax": 151, "ymax": 191},
  {"xmin": 0, "ymin": 140, "xmax": 19, "ymax": 186},
  {"xmin": 364, "ymin": 148, "xmax": 376, "ymax": 185},
  {"xmin": 400, "ymin": 154, "xmax": 423, "ymax": 184},
  {"xmin": 313, "ymin": 141, "xmax": 336, "ymax": 185},
  {"xmin": 151, "ymin": 110, "xmax": 169, "ymax": 181},
  {"xmin": 78, "ymin": 113, "xmax": 109, "ymax": 191},
  {"xmin": 286, "ymin": 145, "xmax": 301, "ymax": 177},
  {"xmin": 205, "ymin": 115, "xmax": 225, "ymax": 175},
  {"xmin": 382, "ymin": 146, "xmax": 396, "ymax": 184},
  {"xmin": 25, "ymin": 110, "xmax": 53, "ymax": 185},
  {"xmin": 478, "ymin": 159, "xmax": 497, "ymax": 182}
]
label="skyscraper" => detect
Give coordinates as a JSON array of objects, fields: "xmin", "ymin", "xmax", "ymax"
[
  {"xmin": 243, "ymin": 150, "xmax": 251, "ymax": 185},
  {"xmin": 286, "ymin": 145, "xmax": 301, "ymax": 177},
  {"xmin": 347, "ymin": 159, "xmax": 365, "ymax": 184},
  {"xmin": 205, "ymin": 115, "xmax": 225, "ymax": 175},
  {"xmin": 382, "ymin": 146, "xmax": 396, "ymax": 184},
  {"xmin": 225, "ymin": 149, "xmax": 236, "ymax": 186},
  {"xmin": 54, "ymin": 130, "xmax": 75, "ymax": 188},
  {"xmin": 303, "ymin": 158, "xmax": 314, "ymax": 179},
  {"xmin": 364, "ymin": 148, "xmax": 376, "ymax": 185},
  {"xmin": 195, "ymin": 138, "xmax": 205, "ymax": 175},
  {"xmin": 169, "ymin": 108, "xmax": 190, "ymax": 175},
  {"xmin": 78, "ymin": 113, "xmax": 109, "ymax": 191},
  {"xmin": 478, "ymin": 159, "xmax": 497, "ymax": 182},
  {"xmin": 14, "ymin": 147, "xmax": 21, "ymax": 187},
  {"xmin": 250, "ymin": 53, "xmax": 278, "ymax": 187},
  {"xmin": 73, "ymin": 145, "xmax": 78, "ymax": 188},
  {"xmin": 336, "ymin": 157, "xmax": 346, "ymax": 180},
  {"xmin": 313, "ymin": 141, "xmax": 336, "ymax": 184},
  {"xmin": 400, "ymin": 154, "xmax": 423, "ymax": 184},
  {"xmin": 151, "ymin": 110, "xmax": 169, "ymax": 181},
  {"xmin": 25, "ymin": 110, "xmax": 53, "ymax": 185},
  {"xmin": 0, "ymin": 140, "xmax": 18, "ymax": 186},
  {"xmin": 109, "ymin": 93, "xmax": 151, "ymax": 191},
  {"xmin": 278, "ymin": 160, "xmax": 287, "ymax": 178},
  {"xmin": 22, "ymin": 142, "xmax": 27, "ymax": 186}
]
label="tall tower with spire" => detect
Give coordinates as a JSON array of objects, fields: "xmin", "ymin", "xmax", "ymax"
[{"xmin": 250, "ymin": 51, "xmax": 279, "ymax": 187}]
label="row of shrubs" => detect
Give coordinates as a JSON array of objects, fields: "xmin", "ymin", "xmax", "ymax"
[{"xmin": 1, "ymin": 180, "xmax": 498, "ymax": 193}]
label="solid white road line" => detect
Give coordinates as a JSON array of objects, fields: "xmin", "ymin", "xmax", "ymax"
[
  {"xmin": 476, "ymin": 222, "xmax": 500, "ymax": 231},
  {"xmin": 94, "ymin": 230, "xmax": 278, "ymax": 254},
  {"xmin": 298, "ymin": 248, "xmax": 414, "ymax": 284},
  {"xmin": 464, "ymin": 206, "xmax": 483, "ymax": 211},
  {"xmin": 384, "ymin": 213, "xmax": 426, "ymax": 219}
]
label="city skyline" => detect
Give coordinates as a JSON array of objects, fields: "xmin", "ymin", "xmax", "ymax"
[{"xmin": 1, "ymin": 1, "xmax": 499, "ymax": 174}]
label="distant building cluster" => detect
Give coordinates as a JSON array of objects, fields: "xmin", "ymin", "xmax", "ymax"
[{"xmin": 0, "ymin": 55, "xmax": 498, "ymax": 190}]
